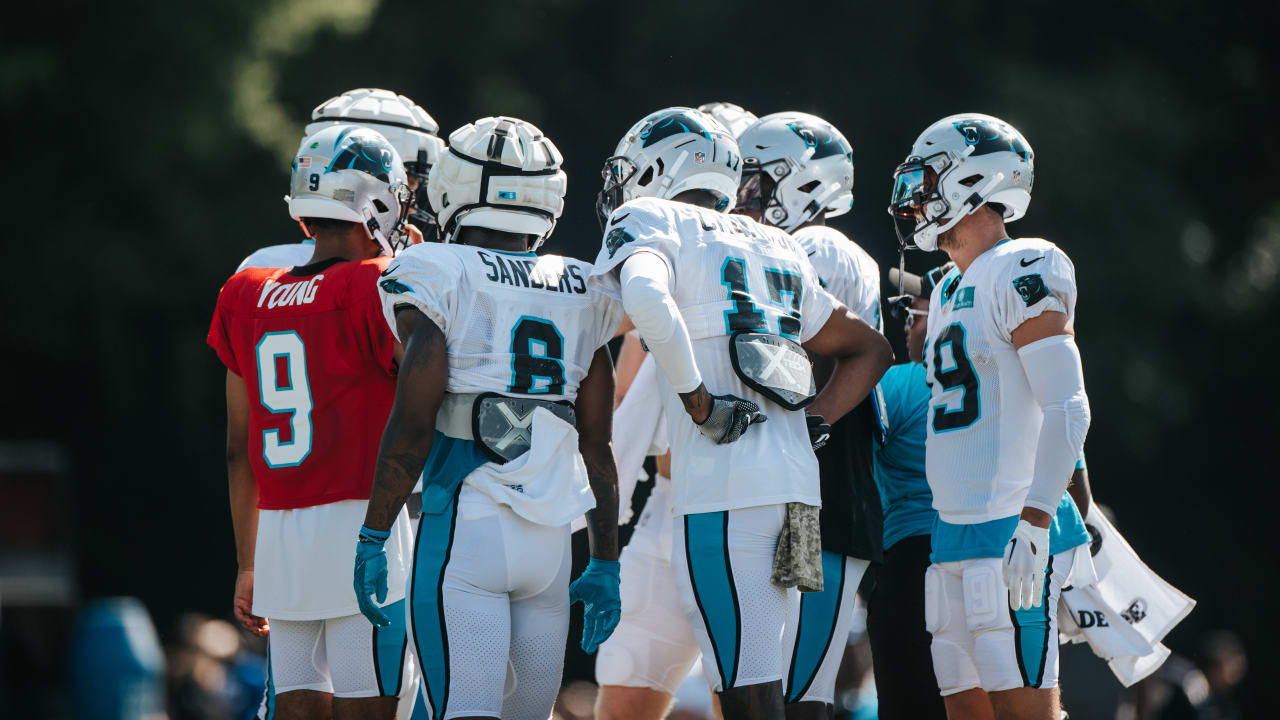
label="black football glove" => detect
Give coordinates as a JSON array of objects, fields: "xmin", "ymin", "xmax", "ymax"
[
  {"xmin": 806, "ymin": 413, "xmax": 831, "ymax": 451},
  {"xmin": 695, "ymin": 393, "xmax": 767, "ymax": 444}
]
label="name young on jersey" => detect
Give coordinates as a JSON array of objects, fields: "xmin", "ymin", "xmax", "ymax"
[{"xmin": 256, "ymin": 274, "xmax": 324, "ymax": 309}]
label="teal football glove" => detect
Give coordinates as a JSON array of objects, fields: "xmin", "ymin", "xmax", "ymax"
[
  {"xmin": 569, "ymin": 558, "xmax": 621, "ymax": 654},
  {"xmin": 353, "ymin": 526, "xmax": 391, "ymax": 627}
]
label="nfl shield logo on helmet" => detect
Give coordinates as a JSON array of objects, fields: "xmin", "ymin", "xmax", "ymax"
[{"xmin": 694, "ymin": 151, "xmax": 706, "ymax": 164}]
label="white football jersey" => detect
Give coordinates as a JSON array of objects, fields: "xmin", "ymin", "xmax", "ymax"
[
  {"xmin": 923, "ymin": 238, "xmax": 1078, "ymax": 524},
  {"xmin": 793, "ymin": 225, "xmax": 882, "ymax": 330},
  {"xmin": 590, "ymin": 196, "xmax": 839, "ymax": 515},
  {"xmin": 236, "ymin": 241, "xmax": 315, "ymax": 272},
  {"xmin": 378, "ymin": 243, "xmax": 622, "ymax": 403}
]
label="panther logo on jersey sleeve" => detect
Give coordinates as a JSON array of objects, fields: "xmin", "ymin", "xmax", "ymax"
[
  {"xmin": 1012, "ymin": 273, "xmax": 1048, "ymax": 306},
  {"xmin": 605, "ymin": 226, "xmax": 636, "ymax": 259}
]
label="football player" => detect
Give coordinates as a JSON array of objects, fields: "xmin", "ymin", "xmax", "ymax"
[
  {"xmin": 864, "ymin": 264, "xmax": 952, "ymax": 720},
  {"xmin": 735, "ymin": 111, "xmax": 882, "ymax": 718},
  {"xmin": 594, "ymin": 101, "xmax": 759, "ymax": 720},
  {"xmin": 237, "ymin": 88, "xmax": 445, "ymax": 271},
  {"xmin": 888, "ymin": 114, "xmax": 1092, "ymax": 719},
  {"xmin": 209, "ymin": 124, "xmax": 418, "ymax": 720},
  {"xmin": 353, "ymin": 117, "xmax": 623, "ymax": 720},
  {"xmin": 590, "ymin": 107, "xmax": 893, "ymax": 720}
]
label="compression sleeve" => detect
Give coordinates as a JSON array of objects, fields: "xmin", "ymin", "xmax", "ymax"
[
  {"xmin": 618, "ymin": 251, "xmax": 702, "ymax": 393},
  {"xmin": 1018, "ymin": 334, "xmax": 1092, "ymax": 514}
]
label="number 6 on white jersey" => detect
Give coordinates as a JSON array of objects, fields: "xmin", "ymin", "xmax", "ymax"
[{"xmin": 255, "ymin": 331, "xmax": 313, "ymax": 467}]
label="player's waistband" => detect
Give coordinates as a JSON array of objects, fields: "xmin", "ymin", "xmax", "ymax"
[
  {"xmin": 435, "ymin": 392, "xmax": 478, "ymax": 440},
  {"xmin": 435, "ymin": 392, "xmax": 576, "ymax": 438}
]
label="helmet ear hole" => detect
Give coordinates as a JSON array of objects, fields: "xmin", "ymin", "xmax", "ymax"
[
  {"xmin": 372, "ymin": 199, "xmax": 389, "ymax": 213},
  {"xmin": 638, "ymin": 166, "xmax": 655, "ymax": 187},
  {"xmin": 797, "ymin": 180, "xmax": 821, "ymax": 193},
  {"xmin": 958, "ymin": 174, "xmax": 983, "ymax": 187}
]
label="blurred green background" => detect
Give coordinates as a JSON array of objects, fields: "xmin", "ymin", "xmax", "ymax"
[{"xmin": 2, "ymin": 0, "xmax": 1276, "ymax": 715}]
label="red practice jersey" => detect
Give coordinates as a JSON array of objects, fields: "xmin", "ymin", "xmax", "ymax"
[{"xmin": 208, "ymin": 256, "xmax": 397, "ymax": 510}]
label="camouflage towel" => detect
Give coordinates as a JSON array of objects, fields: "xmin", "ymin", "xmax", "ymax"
[{"xmin": 772, "ymin": 502, "xmax": 823, "ymax": 592}]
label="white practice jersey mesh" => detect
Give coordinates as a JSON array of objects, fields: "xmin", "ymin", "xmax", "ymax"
[
  {"xmin": 793, "ymin": 225, "xmax": 881, "ymax": 330},
  {"xmin": 590, "ymin": 197, "xmax": 838, "ymax": 515},
  {"xmin": 378, "ymin": 244, "xmax": 622, "ymax": 402},
  {"xmin": 923, "ymin": 238, "xmax": 1078, "ymax": 523},
  {"xmin": 236, "ymin": 241, "xmax": 315, "ymax": 272}
]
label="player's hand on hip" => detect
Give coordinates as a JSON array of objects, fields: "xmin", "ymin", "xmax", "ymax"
[
  {"xmin": 569, "ymin": 558, "xmax": 622, "ymax": 654},
  {"xmin": 805, "ymin": 412, "xmax": 831, "ymax": 451},
  {"xmin": 353, "ymin": 526, "xmax": 392, "ymax": 627},
  {"xmin": 1003, "ymin": 519, "xmax": 1051, "ymax": 611},
  {"xmin": 233, "ymin": 569, "xmax": 269, "ymax": 636},
  {"xmin": 694, "ymin": 392, "xmax": 767, "ymax": 444}
]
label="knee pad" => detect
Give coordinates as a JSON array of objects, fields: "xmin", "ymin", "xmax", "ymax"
[
  {"xmin": 925, "ymin": 565, "xmax": 981, "ymax": 695},
  {"xmin": 930, "ymin": 638, "xmax": 980, "ymax": 696},
  {"xmin": 594, "ymin": 644, "xmax": 637, "ymax": 687}
]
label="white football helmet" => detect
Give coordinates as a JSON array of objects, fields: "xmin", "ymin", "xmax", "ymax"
[
  {"xmin": 888, "ymin": 113, "xmax": 1034, "ymax": 251},
  {"xmin": 697, "ymin": 102, "xmax": 759, "ymax": 138},
  {"xmin": 735, "ymin": 112, "xmax": 854, "ymax": 232},
  {"xmin": 307, "ymin": 88, "xmax": 446, "ymax": 239},
  {"xmin": 597, "ymin": 107, "xmax": 741, "ymax": 228},
  {"xmin": 287, "ymin": 124, "xmax": 411, "ymax": 257},
  {"xmin": 428, "ymin": 117, "xmax": 567, "ymax": 250}
]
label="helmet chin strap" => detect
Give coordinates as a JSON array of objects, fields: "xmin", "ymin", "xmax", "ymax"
[
  {"xmin": 897, "ymin": 246, "xmax": 907, "ymax": 296},
  {"xmin": 362, "ymin": 207, "xmax": 382, "ymax": 244}
]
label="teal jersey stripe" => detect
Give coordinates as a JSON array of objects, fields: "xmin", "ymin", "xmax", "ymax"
[
  {"xmin": 409, "ymin": 433, "xmax": 486, "ymax": 716},
  {"xmin": 684, "ymin": 512, "xmax": 740, "ymax": 689},
  {"xmin": 785, "ymin": 550, "xmax": 846, "ymax": 702},
  {"xmin": 418, "ymin": 432, "xmax": 490, "ymax": 515},
  {"xmin": 373, "ymin": 598, "xmax": 408, "ymax": 696},
  {"xmin": 410, "ymin": 489, "xmax": 462, "ymax": 718},
  {"xmin": 1011, "ymin": 554, "xmax": 1056, "ymax": 687}
]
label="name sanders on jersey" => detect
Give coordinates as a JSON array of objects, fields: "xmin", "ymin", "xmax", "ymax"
[{"xmin": 477, "ymin": 249, "xmax": 587, "ymax": 295}]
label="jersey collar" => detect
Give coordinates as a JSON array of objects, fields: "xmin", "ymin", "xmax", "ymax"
[{"xmin": 288, "ymin": 256, "xmax": 348, "ymax": 277}]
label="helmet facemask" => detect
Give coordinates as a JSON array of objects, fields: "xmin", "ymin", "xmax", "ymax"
[
  {"xmin": 403, "ymin": 154, "xmax": 440, "ymax": 244},
  {"xmin": 596, "ymin": 155, "xmax": 638, "ymax": 231},
  {"xmin": 373, "ymin": 181, "xmax": 414, "ymax": 255},
  {"xmin": 735, "ymin": 158, "xmax": 795, "ymax": 226},
  {"xmin": 890, "ymin": 152, "xmax": 952, "ymax": 251}
]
